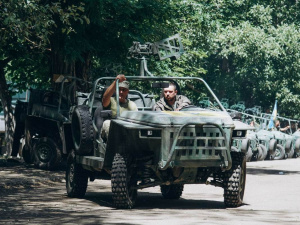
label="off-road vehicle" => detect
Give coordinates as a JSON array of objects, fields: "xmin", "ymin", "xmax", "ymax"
[
  {"xmin": 65, "ymin": 35, "xmax": 253, "ymax": 209},
  {"xmin": 66, "ymin": 76, "xmax": 252, "ymax": 209},
  {"xmin": 16, "ymin": 77, "xmax": 91, "ymax": 170}
]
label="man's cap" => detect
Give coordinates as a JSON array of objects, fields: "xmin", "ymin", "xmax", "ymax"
[{"xmin": 119, "ymin": 80, "xmax": 130, "ymax": 89}]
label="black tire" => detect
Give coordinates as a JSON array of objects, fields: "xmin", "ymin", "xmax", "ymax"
[
  {"xmin": 241, "ymin": 139, "xmax": 250, "ymax": 153},
  {"xmin": 294, "ymin": 138, "xmax": 300, "ymax": 155},
  {"xmin": 245, "ymin": 146, "xmax": 253, "ymax": 162},
  {"xmin": 71, "ymin": 105, "xmax": 94, "ymax": 156},
  {"xmin": 160, "ymin": 184, "xmax": 184, "ymax": 199},
  {"xmin": 224, "ymin": 152, "xmax": 246, "ymax": 207},
  {"xmin": 257, "ymin": 144, "xmax": 267, "ymax": 161},
  {"xmin": 66, "ymin": 150, "xmax": 88, "ymax": 198},
  {"xmin": 274, "ymin": 144, "xmax": 285, "ymax": 160},
  {"xmin": 111, "ymin": 153, "xmax": 137, "ymax": 209},
  {"xmin": 285, "ymin": 139, "xmax": 292, "ymax": 154},
  {"xmin": 287, "ymin": 147, "xmax": 294, "ymax": 159},
  {"xmin": 22, "ymin": 144, "xmax": 34, "ymax": 164},
  {"xmin": 267, "ymin": 139, "xmax": 277, "ymax": 159},
  {"xmin": 33, "ymin": 137, "xmax": 61, "ymax": 170}
]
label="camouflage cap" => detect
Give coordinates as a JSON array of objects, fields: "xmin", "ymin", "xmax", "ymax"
[{"xmin": 119, "ymin": 80, "xmax": 130, "ymax": 89}]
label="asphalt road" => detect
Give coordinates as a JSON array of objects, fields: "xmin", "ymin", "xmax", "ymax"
[{"xmin": 0, "ymin": 158, "xmax": 300, "ymax": 225}]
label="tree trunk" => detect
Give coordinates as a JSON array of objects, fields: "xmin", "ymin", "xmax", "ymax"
[
  {"xmin": 0, "ymin": 59, "xmax": 15, "ymax": 157},
  {"xmin": 50, "ymin": 49, "xmax": 91, "ymax": 92}
]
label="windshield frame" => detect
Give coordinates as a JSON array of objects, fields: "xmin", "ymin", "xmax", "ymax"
[{"xmin": 89, "ymin": 76, "xmax": 226, "ymax": 117}]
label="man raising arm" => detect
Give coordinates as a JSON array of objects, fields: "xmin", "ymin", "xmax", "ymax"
[{"xmin": 101, "ymin": 74, "xmax": 137, "ymax": 139}]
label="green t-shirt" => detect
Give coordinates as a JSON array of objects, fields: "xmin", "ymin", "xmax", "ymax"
[{"xmin": 109, "ymin": 97, "xmax": 138, "ymax": 118}]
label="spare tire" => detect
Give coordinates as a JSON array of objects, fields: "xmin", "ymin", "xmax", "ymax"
[{"xmin": 71, "ymin": 105, "xmax": 94, "ymax": 156}]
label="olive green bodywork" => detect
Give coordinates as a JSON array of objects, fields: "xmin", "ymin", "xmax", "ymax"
[{"xmin": 67, "ymin": 76, "xmax": 253, "ymax": 208}]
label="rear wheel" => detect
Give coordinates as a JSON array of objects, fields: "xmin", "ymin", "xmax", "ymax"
[
  {"xmin": 245, "ymin": 146, "xmax": 253, "ymax": 162},
  {"xmin": 285, "ymin": 139, "xmax": 293, "ymax": 155},
  {"xmin": 224, "ymin": 152, "xmax": 246, "ymax": 207},
  {"xmin": 294, "ymin": 138, "xmax": 300, "ymax": 156},
  {"xmin": 66, "ymin": 150, "xmax": 88, "ymax": 198},
  {"xmin": 274, "ymin": 144, "xmax": 285, "ymax": 160},
  {"xmin": 33, "ymin": 137, "xmax": 61, "ymax": 170},
  {"xmin": 287, "ymin": 147, "xmax": 294, "ymax": 159},
  {"xmin": 161, "ymin": 184, "xmax": 184, "ymax": 199},
  {"xmin": 267, "ymin": 139, "xmax": 277, "ymax": 160},
  {"xmin": 257, "ymin": 144, "xmax": 267, "ymax": 161},
  {"xmin": 111, "ymin": 153, "xmax": 137, "ymax": 209}
]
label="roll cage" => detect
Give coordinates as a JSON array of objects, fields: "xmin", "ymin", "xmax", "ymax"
[{"xmin": 88, "ymin": 76, "xmax": 227, "ymax": 117}]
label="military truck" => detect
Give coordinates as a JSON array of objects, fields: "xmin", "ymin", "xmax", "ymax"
[
  {"xmin": 65, "ymin": 35, "xmax": 253, "ymax": 209},
  {"xmin": 16, "ymin": 77, "xmax": 92, "ymax": 170}
]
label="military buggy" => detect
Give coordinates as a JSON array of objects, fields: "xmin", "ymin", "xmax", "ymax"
[{"xmin": 66, "ymin": 75, "xmax": 253, "ymax": 209}]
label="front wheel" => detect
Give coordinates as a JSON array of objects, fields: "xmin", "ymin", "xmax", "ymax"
[
  {"xmin": 274, "ymin": 144, "xmax": 285, "ymax": 160},
  {"xmin": 287, "ymin": 147, "xmax": 294, "ymax": 159},
  {"xmin": 161, "ymin": 184, "xmax": 184, "ymax": 199},
  {"xmin": 257, "ymin": 144, "xmax": 267, "ymax": 161},
  {"xmin": 267, "ymin": 139, "xmax": 277, "ymax": 160},
  {"xmin": 111, "ymin": 153, "xmax": 137, "ymax": 209},
  {"xmin": 66, "ymin": 150, "xmax": 88, "ymax": 198},
  {"xmin": 224, "ymin": 152, "xmax": 246, "ymax": 207},
  {"xmin": 245, "ymin": 146, "xmax": 253, "ymax": 162}
]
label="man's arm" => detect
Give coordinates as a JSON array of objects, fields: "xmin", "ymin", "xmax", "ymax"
[
  {"xmin": 102, "ymin": 74, "xmax": 126, "ymax": 108},
  {"xmin": 280, "ymin": 125, "xmax": 290, "ymax": 132}
]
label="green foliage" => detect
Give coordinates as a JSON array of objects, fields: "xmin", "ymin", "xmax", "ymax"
[
  {"xmin": 187, "ymin": 1, "xmax": 300, "ymax": 118},
  {"xmin": 0, "ymin": 0, "xmax": 87, "ymax": 90},
  {"xmin": 2, "ymin": 0, "xmax": 300, "ymax": 120}
]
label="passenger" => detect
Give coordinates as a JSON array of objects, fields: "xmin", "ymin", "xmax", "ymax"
[
  {"xmin": 101, "ymin": 74, "xmax": 137, "ymax": 139},
  {"xmin": 153, "ymin": 83, "xmax": 191, "ymax": 111},
  {"xmin": 274, "ymin": 120, "xmax": 290, "ymax": 132}
]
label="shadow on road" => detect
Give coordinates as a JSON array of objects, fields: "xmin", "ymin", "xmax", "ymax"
[
  {"xmin": 247, "ymin": 168, "xmax": 300, "ymax": 176},
  {"xmin": 84, "ymin": 190, "xmax": 231, "ymax": 210}
]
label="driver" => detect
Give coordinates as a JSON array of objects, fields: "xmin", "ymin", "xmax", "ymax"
[
  {"xmin": 154, "ymin": 83, "xmax": 191, "ymax": 111},
  {"xmin": 101, "ymin": 74, "xmax": 138, "ymax": 139}
]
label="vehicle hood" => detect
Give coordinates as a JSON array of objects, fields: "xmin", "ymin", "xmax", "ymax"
[{"xmin": 120, "ymin": 110, "xmax": 234, "ymax": 127}]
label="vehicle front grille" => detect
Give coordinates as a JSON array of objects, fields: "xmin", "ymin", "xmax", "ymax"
[{"xmin": 173, "ymin": 126, "xmax": 227, "ymax": 160}]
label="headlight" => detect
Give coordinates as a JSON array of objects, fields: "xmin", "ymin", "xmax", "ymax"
[
  {"xmin": 140, "ymin": 130, "xmax": 161, "ymax": 138},
  {"xmin": 232, "ymin": 130, "xmax": 246, "ymax": 138}
]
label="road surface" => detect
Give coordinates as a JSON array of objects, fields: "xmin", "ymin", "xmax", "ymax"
[{"xmin": 0, "ymin": 158, "xmax": 300, "ymax": 224}]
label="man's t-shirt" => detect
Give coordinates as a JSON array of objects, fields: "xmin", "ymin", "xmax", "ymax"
[{"xmin": 109, "ymin": 97, "xmax": 138, "ymax": 118}]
